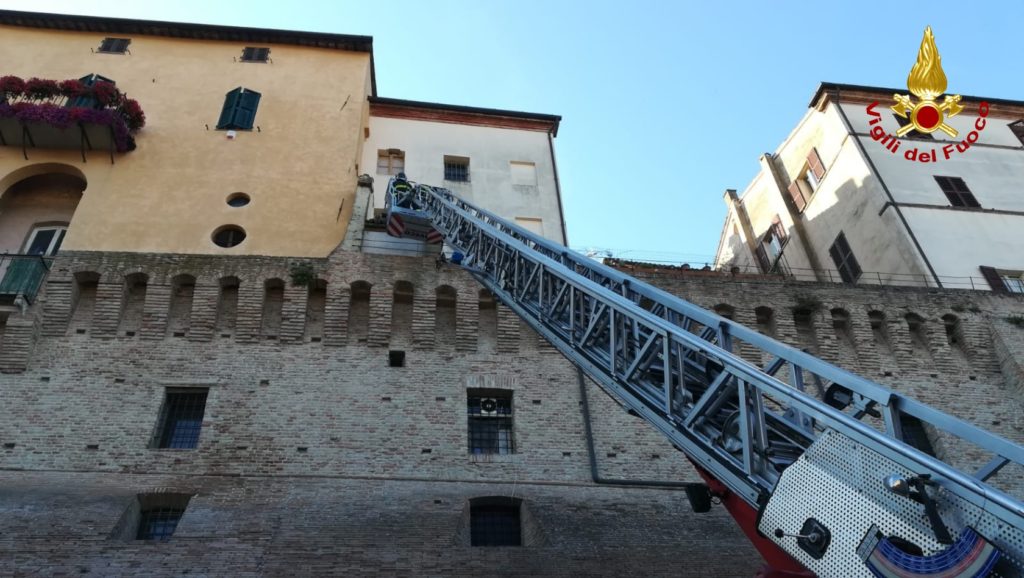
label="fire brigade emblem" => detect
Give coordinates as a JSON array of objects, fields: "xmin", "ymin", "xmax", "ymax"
[{"xmin": 891, "ymin": 26, "xmax": 963, "ymax": 137}]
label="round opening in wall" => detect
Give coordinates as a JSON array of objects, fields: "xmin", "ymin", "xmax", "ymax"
[
  {"xmin": 212, "ymin": 225, "xmax": 246, "ymax": 248},
  {"xmin": 227, "ymin": 192, "xmax": 250, "ymax": 207}
]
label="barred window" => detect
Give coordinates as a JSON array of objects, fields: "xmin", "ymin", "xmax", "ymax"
[
  {"xmin": 444, "ymin": 156, "xmax": 470, "ymax": 182},
  {"xmin": 471, "ymin": 499, "xmax": 521, "ymax": 547},
  {"xmin": 153, "ymin": 389, "xmax": 208, "ymax": 449},
  {"xmin": 98, "ymin": 37, "xmax": 130, "ymax": 54},
  {"xmin": 137, "ymin": 507, "xmax": 184, "ymax": 540},
  {"xmin": 241, "ymin": 47, "xmax": 270, "ymax": 62},
  {"xmin": 467, "ymin": 391, "xmax": 513, "ymax": 455}
]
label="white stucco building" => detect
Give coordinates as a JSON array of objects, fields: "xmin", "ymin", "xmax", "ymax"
[
  {"xmin": 350, "ymin": 97, "xmax": 565, "ymax": 256},
  {"xmin": 714, "ymin": 83, "xmax": 1024, "ymax": 292}
]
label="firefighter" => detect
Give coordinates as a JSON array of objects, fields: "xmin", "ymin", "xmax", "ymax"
[{"xmin": 392, "ymin": 173, "xmax": 416, "ymax": 209}]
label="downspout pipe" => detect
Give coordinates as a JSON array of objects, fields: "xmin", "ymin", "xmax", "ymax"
[
  {"xmin": 547, "ymin": 129, "xmax": 570, "ymax": 247},
  {"xmin": 831, "ymin": 91, "xmax": 943, "ymax": 287},
  {"xmin": 576, "ymin": 368, "xmax": 697, "ymax": 489}
]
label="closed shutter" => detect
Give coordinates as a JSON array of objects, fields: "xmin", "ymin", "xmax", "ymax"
[
  {"xmin": 979, "ymin": 266, "xmax": 1007, "ymax": 293},
  {"xmin": 217, "ymin": 87, "xmax": 243, "ymax": 129},
  {"xmin": 787, "ymin": 181, "xmax": 807, "ymax": 212},
  {"xmin": 241, "ymin": 47, "xmax": 255, "ymax": 61},
  {"xmin": 807, "ymin": 147, "xmax": 826, "ymax": 180},
  {"xmin": 254, "ymin": 48, "xmax": 270, "ymax": 61}
]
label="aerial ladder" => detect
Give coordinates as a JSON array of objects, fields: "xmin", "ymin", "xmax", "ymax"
[{"xmin": 384, "ymin": 177, "xmax": 1024, "ymax": 578}]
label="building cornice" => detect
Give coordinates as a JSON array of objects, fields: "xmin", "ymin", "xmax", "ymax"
[
  {"xmin": 369, "ymin": 96, "xmax": 561, "ymax": 136},
  {"xmin": 811, "ymin": 82, "xmax": 1024, "ymax": 119},
  {"xmin": 0, "ymin": 9, "xmax": 377, "ymax": 95}
]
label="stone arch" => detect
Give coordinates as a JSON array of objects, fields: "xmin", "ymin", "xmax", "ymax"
[
  {"xmin": 435, "ymin": 285, "xmax": 457, "ymax": 348},
  {"xmin": 390, "ymin": 280, "xmax": 415, "ymax": 347},
  {"xmin": 215, "ymin": 276, "xmax": 240, "ymax": 337},
  {"xmin": 0, "ymin": 163, "xmax": 86, "ymax": 255},
  {"xmin": 478, "ymin": 288, "xmax": 498, "ymax": 353},
  {"xmin": 69, "ymin": 270, "xmax": 100, "ymax": 334},
  {"xmin": 261, "ymin": 278, "xmax": 285, "ymax": 340},
  {"xmin": 713, "ymin": 303, "xmax": 735, "ymax": 320},
  {"xmin": 754, "ymin": 306, "xmax": 776, "ymax": 336},
  {"xmin": 167, "ymin": 274, "xmax": 196, "ymax": 337},
  {"xmin": 348, "ymin": 281, "xmax": 372, "ymax": 344},
  {"xmin": 119, "ymin": 272, "xmax": 149, "ymax": 336},
  {"xmin": 867, "ymin": 310, "xmax": 890, "ymax": 348},
  {"xmin": 904, "ymin": 312, "xmax": 932, "ymax": 359},
  {"xmin": 305, "ymin": 278, "xmax": 328, "ymax": 342},
  {"xmin": 941, "ymin": 313, "xmax": 969, "ymax": 357}
]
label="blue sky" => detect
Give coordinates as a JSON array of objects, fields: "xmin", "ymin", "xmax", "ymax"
[{"xmin": 3, "ymin": 0, "xmax": 1022, "ymax": 263}]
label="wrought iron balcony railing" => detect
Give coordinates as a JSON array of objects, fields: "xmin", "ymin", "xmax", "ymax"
[{"xmin": 0, "ymin": 254, "xmax": 51, "ymax": 306}]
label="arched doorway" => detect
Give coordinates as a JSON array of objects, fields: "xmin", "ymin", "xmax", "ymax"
[{"xmin": 0, "ymin": 166, "xmax": 86, "ymax": 304}]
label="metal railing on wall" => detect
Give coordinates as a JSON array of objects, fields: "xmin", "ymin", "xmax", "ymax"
[
  {"xmin": 605, "ymin": 259, "xmax": 1004, "ymax": 292},
  {"xmin": 0, "ymin": 254, "xmax": 52, "ymax": 304}
]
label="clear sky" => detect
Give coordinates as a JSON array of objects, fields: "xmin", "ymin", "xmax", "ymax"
[{"xmin": 2, "ymin": 0, "xmax": 1021, "ymax": 264}]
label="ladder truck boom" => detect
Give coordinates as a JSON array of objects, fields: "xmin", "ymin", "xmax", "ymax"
[{"xmin": 384, "ymin": 177, "xmax": 1024, "ymax": 578}]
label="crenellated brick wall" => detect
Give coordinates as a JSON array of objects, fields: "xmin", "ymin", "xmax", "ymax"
[{"xmin": 2, "ymin": 251, "xmax": 1024, "ymax": 576}]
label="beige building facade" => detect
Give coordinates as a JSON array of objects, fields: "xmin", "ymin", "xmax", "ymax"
[{"xmin": 715, "ymin": 83, "xmax": 1024, "ymax": 293}]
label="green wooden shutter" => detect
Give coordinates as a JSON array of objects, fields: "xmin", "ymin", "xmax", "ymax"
[
  {"xmin": 241, "ymin": 47, "xmax": 255, "ymax": 61},
  {"xmin": 0, "ymin": 258, "xmax": 48, "ymax": 300},
  {"xmin": 234, "ymin": 89, "xmax": 261, "ymax": 130},
  {"xmin": 217, "ymin": 87, "xmax": 243, "ymax": 129}
]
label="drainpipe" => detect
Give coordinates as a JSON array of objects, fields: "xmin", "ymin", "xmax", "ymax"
[
  {"xmin": 576, "ymin": 368, "xmax": 696, "ymax": 489},
  {"xmin": 547, "ymin": 130, "xmax": 570, "ymax": 247},
  {"xmin": 830, "ymin": 91, "xmax": 942, "ymax": 287}
]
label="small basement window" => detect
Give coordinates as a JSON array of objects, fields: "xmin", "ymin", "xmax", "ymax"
[
  {"xmin": 98, "ymin": 37, "xmax": 130, "ymax": 54},
  {"xmin": 388, "ymin": 350, "xmax": 405, "ymax": 367},
  {"xmin": 241, "ymin": 47, "xmax": 271, "ymax": 62},
  {"xmin": 471, "ymin": 498, "xmax": 522, "ymax": 546},
  {"xmin": 212, "ymin": 225, "xmax": 246, "ymax": 248}
]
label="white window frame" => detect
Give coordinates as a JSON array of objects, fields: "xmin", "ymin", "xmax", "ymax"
[{"xmin": 22, "ymin": 225, "xmax": 68, "ymax": 256}]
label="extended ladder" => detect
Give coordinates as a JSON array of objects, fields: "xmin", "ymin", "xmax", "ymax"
[{"xmin": 398, "ymin": 180, "xmax": 1024, "ymax": 577}]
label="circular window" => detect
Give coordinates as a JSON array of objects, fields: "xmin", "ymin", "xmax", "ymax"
[
  {"xmin": 212, "ymin": 225, "xmax": 246, "ymax": 248},
  {"xmin": 227, "ymin": 193, "xmax": 250, "ymax": 207}
]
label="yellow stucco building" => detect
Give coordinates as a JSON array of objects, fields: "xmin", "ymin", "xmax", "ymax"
[{"xmin": 0, "ymin": 10, "xmax": 373, "ymax": 258}]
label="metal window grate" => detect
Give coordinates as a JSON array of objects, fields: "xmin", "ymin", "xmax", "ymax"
[
  {"xmin": 934, "ymin": 176, "xmax": 980, "ymax": 208},
  {"xmin": 828, "ymin": 232, "xmax": 862, "ymax": 284},
  {"xmin": 467, "ymin": 394, "xmax": 513, "ymax": 454},
  {"xmin": 156, "ymin": 389, "xmax": 208, "ymax": 449},
  {"xmin": 241, "ymin": 47, "xmax": 270, "ymax": 62},
  {"xmin": 444, "ymin": 160, "xmax": 470, "ymax": 182},
  {"xmin": 136, "ymin": 507, "xmax": 184, "ymax": 540},
  {"xmin": 99, "ymin": 37, "xmax": 130, "ymax": 54},
  {"xmin": 471, "ymin": 503, "xmax": 521, "ymax": 546}
]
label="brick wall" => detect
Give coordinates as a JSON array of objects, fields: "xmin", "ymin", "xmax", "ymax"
[{"xmin": 1, "ymin": 251, "xmax": 1023, "ymax": 575}]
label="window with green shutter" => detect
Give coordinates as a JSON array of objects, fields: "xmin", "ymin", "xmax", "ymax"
[
  {"xmin": 240, "ymin": 47, "xmax": 270, "ymax": 62},
  {"xmin": 68, "ymin": 74, "xmax": 115, "ymax": 109},
  {"xmin": 98, "ymin": 38, "xmax": 131, "ymax": 54},
  {"xmin": 216, "ymin": 87, "xmax": 261, "ymax": 130}
]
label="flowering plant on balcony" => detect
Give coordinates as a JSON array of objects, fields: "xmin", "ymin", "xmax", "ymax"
[{"xmin": 0, "ymin": 75, "xmax": 145, "ymax": 152}]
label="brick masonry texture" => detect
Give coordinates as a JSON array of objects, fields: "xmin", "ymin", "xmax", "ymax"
[{"xmin": 1, "ymin": 251, "xmax": 1024, "ymax": 576}]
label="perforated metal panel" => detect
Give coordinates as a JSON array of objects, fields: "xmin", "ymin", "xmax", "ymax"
[{"xmin": 760, "ymin": 430, "xmax": 1024, "ymax": 577}]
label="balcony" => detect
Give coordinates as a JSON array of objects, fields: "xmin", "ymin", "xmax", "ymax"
[
  {"xmin": 0, "ymin": 254, "xmax": 51, "ymax": 307},
  {"xmin": 0, "ymin": 76, "xmax": 145, "ymax": 163}
]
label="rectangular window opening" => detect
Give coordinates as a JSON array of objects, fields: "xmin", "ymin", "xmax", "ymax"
[
  {"xmin": 216, "ymin": 87, "xmax": 261, "ymax": 131},
  {"xmin": 444, "ymin": 156, "xmax": 470, "ymax": 182},
  {"xmin": 153, "ymin": 389, "xmax": 209, "ymax": 449},
  {"xmin": 376, "ymin": 149, "xmax": 405, "ymax": 175},
  {"xmin": 934, "ymin": 176, "xmax": 980, "ymax": 208},
  {"xmin": 388, "ymin": 350, "xmax": 406, "ymax": 367},
  {"xmin": 829, "ymin": 231, "xmax": 862, "ymax": 284},
  {"xmin": 467, "ymin": 390, "xmax": 514, "ymax": 455},
  {"xmin": 98, "ymin": 37, "xmax": 131, "ymax": 54},
  {"xmin": 241, "ymin": 47, "xmax": 271, "ymax": 62},
  {"xmin": 471, "ymin": 502, "xmax": 522, "ymax": 546}
]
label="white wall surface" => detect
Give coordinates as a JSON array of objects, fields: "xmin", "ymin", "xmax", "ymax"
[{"xmin": 360, "ymin": 116, "xmax": 565, "ymax": 245}]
